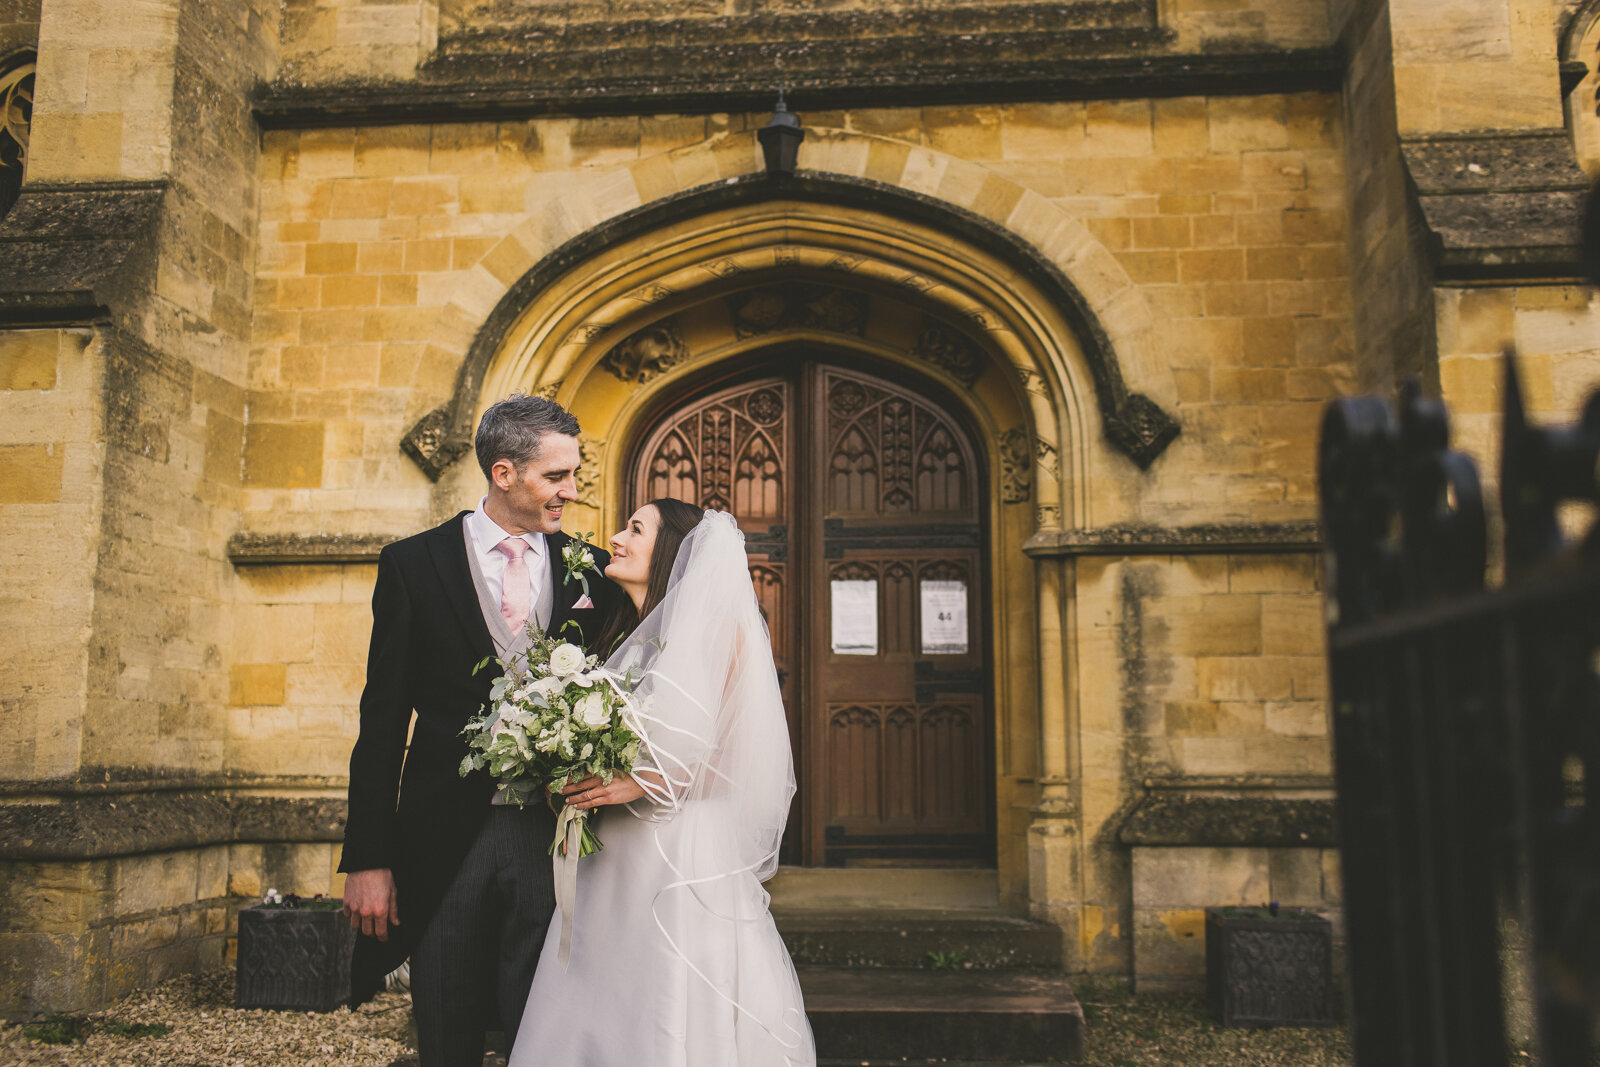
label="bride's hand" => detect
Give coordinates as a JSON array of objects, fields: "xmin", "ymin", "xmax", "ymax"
[{"xmin": 562, "ymin": 773, "xmax": 646, "ymax": 810}]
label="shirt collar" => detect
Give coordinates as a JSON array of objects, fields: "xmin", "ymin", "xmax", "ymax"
[{"xmin": 467, "ymin": 497, "xmax": 544, "ymax": 560}]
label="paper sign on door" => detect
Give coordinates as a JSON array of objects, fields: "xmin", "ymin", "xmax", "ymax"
[
  {"xmin": 830, "ymin": 580, "xmax": 878, "ymax": 655},
  {"xmin": 920, "ymin": 580, "xmax": 969, "ymax": 655}
]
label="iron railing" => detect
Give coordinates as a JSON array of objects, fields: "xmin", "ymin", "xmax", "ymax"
[{"xmin": 1320, "ymin": 357, "xmax": 1600, "ymax": 1065}]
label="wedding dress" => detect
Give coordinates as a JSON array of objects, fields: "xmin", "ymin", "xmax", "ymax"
[{"xmin": 511, "ymin": 511, "xmax": 816, "ymax": 1067}]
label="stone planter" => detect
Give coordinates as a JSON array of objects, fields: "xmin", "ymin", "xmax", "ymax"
[
  {"xmin": 236, "ymin": 902, "xmax": 355, "ymax": 1012},
  {"xmin": 1205, "ymin": 906, "xmax": 1334, "ymax": 1027}
]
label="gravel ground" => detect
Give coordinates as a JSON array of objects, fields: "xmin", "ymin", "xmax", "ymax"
[
  {"xmin": 0, "ymin": 971, "xmax": 412, "ymax": 1067},
  {"xmin": 1073, "ymin": 980, "xmax": 1350, "ymax": 1066},
  {"xmin": 1, "ymin": 970, "xmax": 1353, "ymax": 1067}
]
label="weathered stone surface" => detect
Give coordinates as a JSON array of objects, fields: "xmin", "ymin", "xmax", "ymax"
[
  {"xmin": 0, "ymin": 791, "xmax": 347, "ymax": 862},
  {"xmin": 1119, "ymin": 793, "xmax": 1336, "ymax": 847}
]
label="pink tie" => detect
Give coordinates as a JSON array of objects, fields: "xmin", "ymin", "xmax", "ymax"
[{"xmin": 495, "ymin": 536, "xmax": 531, "ymax": 633}]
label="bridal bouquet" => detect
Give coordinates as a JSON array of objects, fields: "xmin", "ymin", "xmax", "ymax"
[{"xmin": 458, "ymin": 632, "xmax": 643, "ymax": 858}]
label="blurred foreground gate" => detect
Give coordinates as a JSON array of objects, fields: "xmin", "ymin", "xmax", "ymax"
[{"xmin": 1319, "ymin": 357, "xmax": 1600, "ymax": 1066}]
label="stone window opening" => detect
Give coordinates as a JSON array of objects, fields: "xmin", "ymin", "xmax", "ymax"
[{"xmin": 0, "ymin": 50, "xmax": 33, "ymax": 222}]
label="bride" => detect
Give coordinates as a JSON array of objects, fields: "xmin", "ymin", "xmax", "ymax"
[{"xmin": 509, "ymin": 499, "xmax": 816, "ymax": 1067}]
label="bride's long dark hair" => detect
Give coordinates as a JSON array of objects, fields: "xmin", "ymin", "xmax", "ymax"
[{"xmin": 593, "ymin": 497, "xmax": 705, "ymax": 654}]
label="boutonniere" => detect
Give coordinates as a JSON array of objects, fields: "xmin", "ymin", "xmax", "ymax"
[{"xmin": 562, "ymin": 533, "xmax": 599, "ymax": 598}]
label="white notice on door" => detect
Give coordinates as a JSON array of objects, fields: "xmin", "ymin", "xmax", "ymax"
[
  {"xmin": 920, "ymin": 580, "xmax": 969, "ymax": 654},
  {"xmin": 830, "ymin": 579, "xmax": 878, "ymax": 655}
]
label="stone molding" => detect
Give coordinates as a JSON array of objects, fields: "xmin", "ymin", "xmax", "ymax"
[
  {"xmin": 1401, "ymin": 129, "xmax": 1590, "ymax": 282},
  {"xmin": 252, "ymin": 49, "xmax": 1342, "ymax": 130},
  {"xmin": 1119, "ymin": 776, "xmax": 1336, "ymax": 848},
  {"xmin": 226, "ymin": 531, "xmax": 396, "ymax": 565},
  {"xmin": 0, "ymin": 179, "xmax": 166, "ymax": 325},
  {"xmin": 0, "ymin": 788, "xmax": 348, "ymax": 861},
  {"xmin": 399, "ymin": 171, "xmax": 1179, "ymax": 482},
  {"xmin": 1022, "ymin": 520, "xmax": 1320, "ymax": 557}
]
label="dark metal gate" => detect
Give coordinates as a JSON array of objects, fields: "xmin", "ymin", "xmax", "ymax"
[{"xmin": 1320, "ymin": 357, "xmax": 1600, "ymax": 1066}]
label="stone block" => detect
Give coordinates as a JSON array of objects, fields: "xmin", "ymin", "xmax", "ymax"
[
  {"xmin": 304, "ymin": 241, "xmax": 359, "ymax": 274},
  {"xmin": 1174, "ymin": 594, "xmax": 1262, "ymax": 656},
  {"xmin": 1152, "ymin": 96, "xmax": 1208, "ymax": 155},
  {"xmin": 1264, "ymin": 701, "xmax": 1328, "ymax": 737},
  {"xmin": 313, "ymin": 601, "xmax": 371, "ymax": 663},
  {"xmin": 113, "ymin": 851, "xmax": 199, "ymax": 916},
  {"xmin": 1178, "ymin": 248, "xmax": 1244, "ymax": 283},
  {"xmin": 1131, "ymin": 215, "xmax": 1192, "ymax": 249},
  {"xmin": 0, "ymin": 331, "xmax": 60, "ymax": 390},
  {"xmin": 1195, "ymin": 656, "xmax": 1296, "ymax": 702},
  {"xmin": 1267, "ymin": 848, "xmax": 1326, "ymax": 906},
  {"xmin": 228, "ymin": 844, "xmax": 264, "ymax": 898},
  {"xmin": 0, "ymin": 443, "xmax": 64, "ymax": 503},
  {"xmin": 1085, "ymin": 100, "xmax": 1152, "ymax": 156},
  {"xmin": 1228, "ymin": 554, "xmax": 1319, "ymax": 593},
  {"xmin": 354, "ymin": 125, "xmax": 431, "ymax": 178},
  {"xmin": 926, "ymin": 105, "xmax": 1003, "ymax": 158},
  {"xmin": 1132, "ymin": 908, "xmax": 1206, "ymax": 982},
  {"xmin": 233, "ymin": 604, "xmax": 317, "ymax": 663},
  {"xmin": 243, "ymin": 421, "xmax": 324, "ymax": 488},
  {"xmin": 229, "ymin": 663, "xmax": 287, "ymax": 706},
  {"xmin": 1443, "ymin": 287, "xmax": 1515, "ymax": 356},
  {"xmin": 1133, "ymin": 846, "xmax": 1270, "ymax": 908},
  {"xmin": 1208, "ymin": 96, "xmax": 1289, "ymax": 153},
  {"xmin": 1261, "ymin": 596, "xmax": 1323, "ymax": 655}
]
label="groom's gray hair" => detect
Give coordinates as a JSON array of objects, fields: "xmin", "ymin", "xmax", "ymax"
[{"xmin": 474, "ymin": 394, "xmax": 581, "ymax": 479}]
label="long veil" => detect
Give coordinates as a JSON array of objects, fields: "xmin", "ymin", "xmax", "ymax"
[{"xmin": 603, "ymin": 510, "xmax": 810, "ymax": 1061}]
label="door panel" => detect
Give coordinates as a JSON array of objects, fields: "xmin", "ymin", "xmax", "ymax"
[{"xmin": 630, "ymin": 359, "xmax": 992, "ymax": 867}]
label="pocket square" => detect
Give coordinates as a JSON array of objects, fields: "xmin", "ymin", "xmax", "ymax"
[{"xmin": 573, "ymin": 594, "xmax": 595, "ymax": 609}]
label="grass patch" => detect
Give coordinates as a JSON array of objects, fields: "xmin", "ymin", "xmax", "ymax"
[{"xmin": 21, "ymin": 1014, "xmax": 171, "ymax": 1044}]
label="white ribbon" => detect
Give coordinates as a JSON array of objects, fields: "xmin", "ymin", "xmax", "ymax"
[{"xmin": 552, "ymin": 804, "xmax": 584, "ymax": 970}]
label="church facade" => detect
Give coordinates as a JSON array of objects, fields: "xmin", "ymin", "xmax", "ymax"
[{"xmin": 3, "ymin": 0, "xmax": 1600, "ymax": 1013}]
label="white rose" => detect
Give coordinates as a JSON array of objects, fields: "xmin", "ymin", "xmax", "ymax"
[
  {"xmin": 529, "ymin": 676, "xmax": 565, "ymax": 701},
  {"xmin": 575, "ymin": 692, "xmax": 610, "ymax": 729},
  {"xmin": 547, "ymin": 643, "xmax": 586, "ymax": 677}
]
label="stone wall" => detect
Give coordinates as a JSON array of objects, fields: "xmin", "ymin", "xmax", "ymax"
[{"xmin": 0, "ymin": 0, "xmax": 38, "ymax": 55}]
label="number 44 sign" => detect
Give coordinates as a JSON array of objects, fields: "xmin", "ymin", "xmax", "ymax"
[{"xmin": 920, "ymin": 580, "xmax": 968, "ymax": 655}]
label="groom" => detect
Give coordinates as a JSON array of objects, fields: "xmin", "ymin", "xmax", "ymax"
[{"xmin": 339, "ymin": 394, "xmax": 625, "ymax": 1065}]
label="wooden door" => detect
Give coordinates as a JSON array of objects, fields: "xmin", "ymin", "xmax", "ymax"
[{"xmin": 630, "ymin": 360, "xmax": 992, "ymax": 867}]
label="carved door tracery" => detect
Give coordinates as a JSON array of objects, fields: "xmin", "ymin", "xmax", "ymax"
[{"xmin": 631, "ymin": 360, "xmax": 991, "ymax": 867}]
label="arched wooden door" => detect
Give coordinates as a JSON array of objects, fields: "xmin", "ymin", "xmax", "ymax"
[{"xmin": 630, "ymin": 358, "xmax": 993, "ymax": 867}]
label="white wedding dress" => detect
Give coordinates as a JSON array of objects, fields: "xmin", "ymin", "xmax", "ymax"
[{"xmin": 510, "ymin": 512, "xmax": 816, "ymax": 1067}]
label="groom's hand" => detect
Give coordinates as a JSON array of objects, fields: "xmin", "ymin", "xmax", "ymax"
[{"xmin": 343, "ymin": 868, "xmax": 401, "ymax": 941}]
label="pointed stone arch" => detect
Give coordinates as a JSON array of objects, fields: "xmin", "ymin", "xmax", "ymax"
[{"xmin": 399, "ymin": 137, "xmax": 1179, "ymax": 500}]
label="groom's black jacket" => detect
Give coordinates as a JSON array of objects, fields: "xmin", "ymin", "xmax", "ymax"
[{"xmin": 340, "ymin": 511, "xmax": 623, "ymax": 1005}]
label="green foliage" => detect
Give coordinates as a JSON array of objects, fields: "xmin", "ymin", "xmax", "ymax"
[
  {"xmin": 457, "ymin": 630, "xmax": 644, "ymax": 811},
  {"xmin": 22, "ymin": 1015, "xmax": 90, "ymax": 1044},
  {"xmin": 21, "ymin": 1015, "xmax": 169, "ymax": 1043},
  {"xmin": 925, "ymin": 950, "xmax": 969, "ymax": 971}
]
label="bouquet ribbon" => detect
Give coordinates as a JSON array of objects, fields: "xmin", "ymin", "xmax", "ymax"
[{"xmin": 552, "ymin": 804, "xmax": 584, "ymax": 969}]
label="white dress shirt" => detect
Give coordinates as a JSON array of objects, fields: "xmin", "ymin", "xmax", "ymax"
[{"xmin": 465, "ymin": 497, "xmax": 545, "ymax": 624}]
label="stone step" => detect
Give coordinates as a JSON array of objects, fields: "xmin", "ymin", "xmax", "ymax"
[
  {"xmin": 775, "ymin": 909, "xmax": 1063, "ymax": 969},
  {"xmin": 800, "ymin": 965, "xmax": 1084, "ymax": 1063}
]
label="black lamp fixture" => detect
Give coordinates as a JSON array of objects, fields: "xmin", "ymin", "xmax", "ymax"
[{"xmin": 757, "ymin": 89, "xmax": 804, "ymax": 178}]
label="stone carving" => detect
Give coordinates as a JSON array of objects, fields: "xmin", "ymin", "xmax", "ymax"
[
  {"xmin": 1104, "ymin": 393, "xmax": 1181, "ymax": 470},
  {"xmin": 565, "ymin": 323, "xmax": 608, "ymax": 345},
  {"xmin": 575, "ymin": 434, "xmax": 604, "ymax": 506},
  {"xmin": 702, "ymin": 258, "xmax": 743, "ymax": 278},
  {"xmin": 999, "ymin": 427, "xmax": 1033, "ymax": 504},
  {"xmin": 598, "ymin": 320, "xmax": 689, "ymax": 384},
  {"xmin": 400, "ymin": 405, "xmax": 472, "ymax": 481},
  {"xmin": 912, "ymin": 317, "xmax": 985, "ymax": 386},
  {"xmin": 1035, "ymin": 503, "xmax": 1062, "ymax": 529},
  {"xmin": 726, "ymin": 285, "xmax": 868, "ymax": 339},
  {"xmin": 1033, "ymin": 437, "xmax": 1060, "ymax": 479},
  {"xmin": 826, "ymin": 254, "xmax": 865, "ymax": 272},
  {"xmin": 628, "ymin": 283, "xmax": 673, "ymax": 303},
  {"xmin": 533, "ymin": 379, "xmax": 561, "ymax": 400}
]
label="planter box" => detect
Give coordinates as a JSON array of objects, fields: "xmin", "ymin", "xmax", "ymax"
[
  {"xmin": 1205, "ymin": 906, "xmax": 1334, "ymax": 1027},
  {"xmin": 236, "ymin": 902, "xmax": 355, "ymax": 1012}
]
